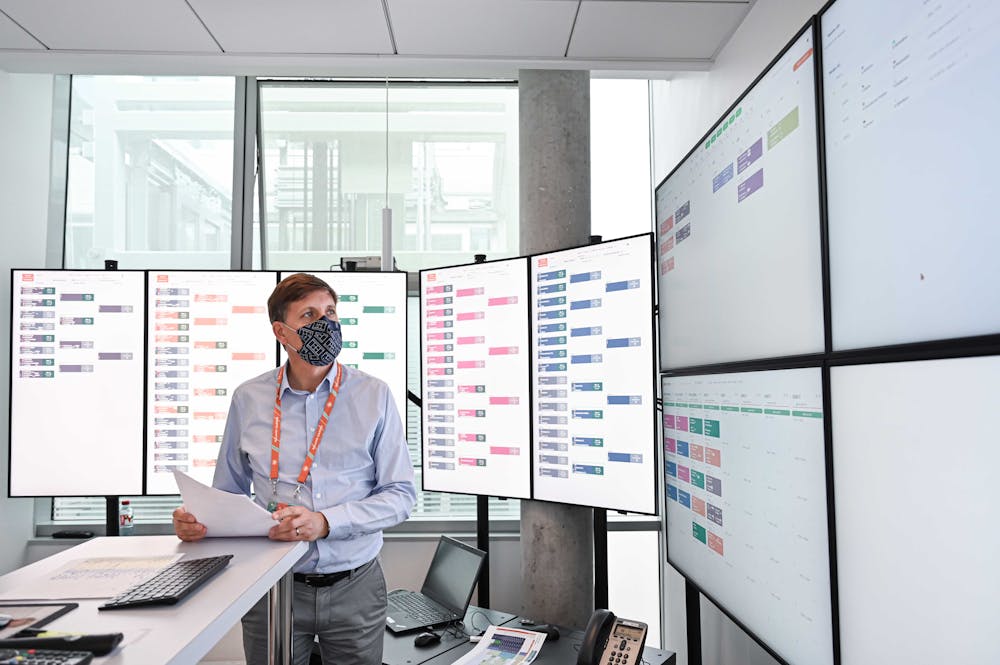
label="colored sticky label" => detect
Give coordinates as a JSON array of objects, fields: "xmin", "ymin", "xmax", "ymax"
[
  {"xmin": 677, "ymin": 416, "xmax": 689, "ymax": 431},
  {"xmin": 676, "ymin": 440, "xmax": 689, "ymax": 457},
  {"xmin": 691, "ymin": 496, "xmax": 707, "ymax": 517},
  {"xmin": 705, "ymin": 448, "xmax": 721, "ymax": 466},
  {"xmin": 712, "ymin": 163, "xmax": 734, "ymax": 192},
  {"xmin": 667, "ymin": 484, "xmax": 678, "ymax": 501},
  {"xmin": 706, "ymin": 475, "xmax": 723, "ymax": 497},
  {"xmin": 737, "ymin": 137, "xmax": 763, "ymax": 174},
  {"xmin": 664, "ymin": 437, "xmax": 676, "ymax": 454},
  {"xmin": 708, "ymin": 503, "xmax": 724, "ymax": 527},
  {"xmin": 664, "ymin": 414, "xmax": 676, "ymax": 429},
  {"xmin": 688, "ymin": 418, "xmax": 703, "ymax": 434},
  {"xmin": 705, "ymin": 420, "xmax": 721, "ymax": 437},
  {"xmin": 767, "ymin": 106, "xmax": 800, "ymax": 149},
  {"xmin": 690, "ymin": 444, "xmax": 704, "ymax": 462},
  {"xmin": 692, "ymin": 523, "xmax": 707, "ymax": 544},
  {"xmin": 678, "ymin": 490, "xmax": 691, "ymax": 508},
  {"xmin": 737, "ymin": 168, "xmax": 764, "ymax": 202},
  {"xmin": 666, "ymin": 461, "xmax": 677, "ymax": 477},
  {"xmin": 690, "ymin": 470, "xmax": 705, "ymax": 489},
  {"xmin": 677, "ymin": 465, "xmax": 691, "ymax": 483},
  {"xmin": 708, "ymin": 531, "xmax": 724, "ymax": 555}
]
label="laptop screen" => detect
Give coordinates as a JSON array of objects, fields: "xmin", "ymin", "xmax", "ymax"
[{"xmin": 421, "ymin": 536, "xmax": 486, "ymax": 613}]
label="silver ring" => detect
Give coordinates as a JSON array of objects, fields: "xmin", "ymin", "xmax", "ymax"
[{"xmin": 295, "ymin": 527, "xmax": 300, "ymax": 537}]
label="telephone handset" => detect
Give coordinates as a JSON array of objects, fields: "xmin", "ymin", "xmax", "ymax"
[{"xmin": 577, "ymin": 609, "xmax": 647, "ymax": 665}]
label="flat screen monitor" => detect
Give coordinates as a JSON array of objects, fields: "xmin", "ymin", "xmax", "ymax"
[
  {"xmin": 146, "ymin": 271, "xmax": 276, "ymax": 495},
  {"xmin": 831, "ymin": 356, "xmax": 1000, "ymax": 664},
  {"xmin": 419, "ymin": 258, "xmax": 531, "ymax": 499},
  {"xmin": 279, "ymin": 271, "xmax": 408, "ymax": 424},
  {"xmin": 530, "ymin": 235, "xmax": 657, "ymax": 514},
  {"xmin": 655, "ymin": 25, "xmax": 825, "ymax": 369},
  {"xmin": 663, "ymin": 368, "xmax": 833, "ymax": 665},
  {"xmin": 9, "ymin": 269, "xmax": 145, "ymax": 497},
  {"xmin": 823, "ymin": 0, "xmax": 1000, "ymax": 350}
]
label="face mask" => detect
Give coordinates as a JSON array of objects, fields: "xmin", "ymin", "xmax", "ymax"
[{"xmin": 288, "ymin": 317, "xmax": 342, "ymax": 366}]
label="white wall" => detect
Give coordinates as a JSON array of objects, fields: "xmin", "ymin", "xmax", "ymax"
[
  {"xmin": 0, "ymin": 72, "xmax": 55, "ymax": 575},
  {"xmin": 649, "ymin": 1, "xmax": 826, "ymax": 664}
]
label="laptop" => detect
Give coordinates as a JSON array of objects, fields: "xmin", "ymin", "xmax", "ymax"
[{"xmin": 385, "ymin": 535, "xmax": 487, "ymax": 633}]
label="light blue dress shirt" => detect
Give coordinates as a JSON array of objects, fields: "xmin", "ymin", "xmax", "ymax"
[{"xmin": 213, "ymin": 362, "xmax": 416, "ymax": 574}]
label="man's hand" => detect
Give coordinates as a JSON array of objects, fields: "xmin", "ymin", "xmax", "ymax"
[
  {"xmin": 172, "ymin": 505, "xmax": 207, "ymax": 542},
  {"xmin": 270, "ymin": 506, "xmax": 330, "ymax": 542}
]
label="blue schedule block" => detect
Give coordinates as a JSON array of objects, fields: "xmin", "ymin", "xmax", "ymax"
[
  {"xmin": 539, "ymin": 362, "xmax": 567, "ymax": 372},
  {"xmin": 538, "ymin": 376, "xmax": 568, "ymax": 385},
  {"xmin": 539, "ymin": 415, "xmax": 567, "ymax": 425},
  {"xmin": 666, "ymin": 461, "xmax": 677, "ymax": 477},
  {"xmin": 573, "ymin": 464, "xmax": 604, "ymax": 476},
  {"xmin": 538, "ymin": 323, "xmax": 567, "ymax": 333},
  {"xmin": 540, "ymin": 429, "xmax": 568, "ymax": 438},
  {"xmin": 538, "ymin": 349, "xmax": 567, "ymax": 359},
  {"xmin": 572, "ymin": 382, "xmax": 603, "ymax": 392},
  {"xmin": 571, "ymin": 354, "xmax": 603, "ymax": 364},
  {"xmin": 538, "ymin": 296, "xmax": 567, "ymax": 307},
  {"xmin": 537, "ymin": 269, "xmax": 566, "ymax": 281},
  {"xmin": 606, "ymin": 337, "xmax": 642, "ymax": 349},
  {"xmin": 538, "ymin": 309, "xmax": 567, "ymax": 320},
  {"xmin": 573, "ymin": 437, "xmax": 604, "ymax": 447},
  {"xmin": 570, "ymin": 298, "xmax": 602, "ymax": 310},
  {"xmin": 538, "ymin": 335, "xmax": 567, "ymax": 346},
  {"xmin": 606, "ymin": 279, "xmax": 641, "ymax": 292},
  {"xmin": 667, "ymin": 484, "xmax": 678, "ymax": 501},
  {"xmin": 676, "ymin": 440, "xmax": 690, "ymax": 456},
  {"xmin": 678, "ymin": 489, "xmax": 691, "ymax": 508},
  {"xmin": 572, "ymin": 409, "xmax": 604, "ymax": 419},
  {"xmin": 537, "ymin": 283, "xmax": 567, "ymax": 294},
  {"xmin": 571, "ymin": 326, "xmax": 603, "ymax": 337},
  {"xmin": 608, "ymin": 452, "xmax": 643, "ymax": 463},
  {"xmin": 570, "ymin": 270, "xmax": 602, "ymax": 283},
  {"xmin": 538, "ymin": 389, "xmax": 567, "ymax": 398},
  {"xmin": 607, "ymin": 395, "xmax": 642, "ymax": 405},
  {"xmin": 539, "ymin": 468, "xmax": 568, "ymax": 479}
]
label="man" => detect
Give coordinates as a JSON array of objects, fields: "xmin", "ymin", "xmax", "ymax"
[{"xmin": 173, "ymin": 272, "xmax": 416, "ymax": 665}]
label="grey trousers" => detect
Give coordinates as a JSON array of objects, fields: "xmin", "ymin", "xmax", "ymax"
[{"xmin": 241, "ymin": 558, "xmax": 387, "ymax": 665}]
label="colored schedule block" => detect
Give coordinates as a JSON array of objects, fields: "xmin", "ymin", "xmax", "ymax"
[
  {"xmin": 489, "ymin": 396, "xmax": 519, "ymax": 405},
  {"xmin": 571, "ymin": 326, "xmax": 602, "ymax": 337},
  {"xmin": 538, "ymin": 335, "xmax": 566, "ymax": 346},
  {"xmin": 538, "ymin": 310, "xmax": 566, "ymax": 320},
  {"xmin": 664, "ymin": 414, "xmax": 676, "ymax": 429},
  {"xmin": 675, "ymin": 223, "xmax": 691, "ymax": 244},
  {"xmin": 362, "ymin": 305, "xmax": 395, "ymax": 313},
  {"xmin": 571, "ymin": 354, "xmax": 602, "ymax": 364},
  {"xmin": 570, "ymin": 299, "xmax": 602, "ymax": 310},
  {"xmin": 692, "ymin": 522, "xmax": 707, "ymax": 544},
  {"xmin": 573, "ymin": 437, "xmax": 604, "ymax": 447},
  {"xmin": 690, "ymin": 470, "xmax": 705, "ymax": 489},
  {"xmin": 456, "ymin": 287, "xmax": 484, "ymax": 297},
  {"xmin": 572, "ymin": 409, "xmax": 603, "ymax": 419},
  {"xmin": 707, "ymin": 532, "xmax": 724, "ymax": 555},
  {"xmin": 688, "ymin": 418, "xmax": 703, "ymax": 434},
  {"xmin": 667, "ymin": 484, "xmax": 678, "ymax": 501},
  {"xmin": 606, "ymin": 279, "xmax": 640, "ymax": 292},
  {"xmin": 677, "ymin": 416, "xmax": 689, "ymax": 431},
  {"xmin": 678, "ymin": 490, "xmax": 691, "ymax": 509},
  {"xmin": 537, "ymin": 283, "xmax": 566, "ymax": 294},
  {"xmin": 457, "ymin": 360, "xmax": 485, "ymax": 369},
  {"xmin": 690, "ymin": 444, "xmax": 704, "ymax": 462},
  {"xmin": 664, "ymin": 437, "xmax": 676, "ymax": 454},
  {"xmin": 691, "ymin": 496, "xmax": 707, "ymax": 517},
  {"xmin": 706, "ymin": 448, "xmax": 722, "ymax": 467},
  {"xmin": 457, "ymin": 336, "xmax": 484, "ymax": 345},
  {"xmin": 738, "ymin": 137, "xmax": 763, "ymax": 174},
  {"xmin": 489, "ymin": 346, "xmax": 519, "ymax": 355},
  {"xmin": 705, "ymin": 420, "xmax": 721, "ymax": 437},
  {"xmin": 570, "ymin": 271, "xmax": 602, "ymax": 283},
  {"xmin": 675, "ymin": 201, "xmax": 690, "ymax": 224},
  {"xmin": 677, "ymin": 465, "xmax": 691, "ymax": 483},
  {"xmin": 676, "ymin": 440, "xmax": 689, "ymax": 457},
  {"xmin": 606, "ymin": 337, "xmax": 641, "ymax": 348},
  {"xmin": 539, "ymin": 363, "xmax": 567, "ymax": 372},
  {"xmin": 490, "ymin": 447, "xmax": 520, "ymax": 456},
  {"xmin": 737, "ymin": 168, "xmax": 764, "ymax": 202},
  {"xmin": 538, "ymin": 349, "xmax": 567, "ymax": 359},
  {"xmin": 660, "ymin": 215, "xmax": 674, "ymax": 235},
  {"xmin": 708, "ymin": 503, "xmax": 723, "ymax": 527},
  {"xmin": 666, "ymin": 461, "xmax": 677, "ymax": 477},
  {"xmin": 459, "ymin": 458, "xmax": 487, "ymax": 467},
  {"xmin": 488, "ymin": 296, "xmax": 518, "ymax": 306},
  {"xmin": 607, "ymin": 395, "xmax": 641, "ymax": 405},
  {"xmin": 457, "ymin": 312, "xmax": 484, "ymax": 321},
  {"xmin": 538, "ymin": 296, "xmax": 566, "ymax": 307},
  {"xmin": 608, "ymin": 452, "xmax": 643, "ymax": 463},
  {"xmin": 573, "ymin": 464, "xmax": 604, "ymax": 476},
  {"xmin": 706, "ymin": 475, "xmax": 722, "ymax": 497},
  {"xmin": 767, "ymin": 106, "xmax": 799, "ymax": 149},
  {"xmin": 537, "ymin": 269, "xmax": 566, "ymax": 281},
  {"xmin": 538, "ymin": 323, "xmax": 566, "ymax": 333},
  {"xmin": 712, "ymin": 163, "xmax": 734, "ymax": 192}
]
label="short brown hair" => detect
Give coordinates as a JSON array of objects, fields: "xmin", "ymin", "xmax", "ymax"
[{"xmin": 267, "ymin": 273, "xmax": 338, "ymax": 323}]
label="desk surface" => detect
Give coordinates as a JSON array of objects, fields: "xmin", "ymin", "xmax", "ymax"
[{"xmin": 0, "ymin": 535, "xmax": 306, "ymax": 665}]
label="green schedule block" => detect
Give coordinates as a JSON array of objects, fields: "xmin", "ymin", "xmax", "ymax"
[
  {"xmin": 768, "ymin": 106, "xmax": 800, "ymax": 149},
  {"xmin": 363, "ymin": 352, "xmax": 396, "ymax": 360},
  {"xmin": 705, "ymin": 420, "xmax": 720, "ymax": 438},
  {"xmin": 691, "ymin": 470, "xmax": 705, "ymax": 489},
  {"xmin": 693, "ymin": 523, "xmax": 707, "ymax": 544},
  {"xmin": 792, "ymin": 410, "xmax": 823, "ymax": 419},
  {"xmin": 704, "ymin": 404, "xmax": 720, "ymax": 411},
  {"xmin": 688, "ymin": 418, "xmax": 703, "ymax": 434},
  {"xmin": 764, "ymin": 408, "xmax": 790, "ymax": 416},
  {"xmin": 343, "ymin": 341, "xmax": 358, "ymax": 348},
  {"xmin": 362, "ymin": 305, "xmax": 395, "ymax": 313},
  {"xmin": 340, "ymin": 318, "xmax": 358, "ymax": 325},
  {"xmin": 741, "ymin": 407, "xmax": 763, "ymax": 414},
  {"xmin": 340, "ymin": 294, "xmax": 359, "ymax": 302},
  {"xmin": 721, "ymin": 405, "xmax": 740, "ymax": 412}
]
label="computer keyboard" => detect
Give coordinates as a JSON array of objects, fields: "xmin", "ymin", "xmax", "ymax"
[
  {"xmin": 98, "ymin": 554, "xmax": 233, "ymax": 610},
  {"xmin": 0, "ymin": 649, "xmax": 93, "ymax": 664},
  {"xmin": 388, "ymin": 591, "xmax": 457, "ymax": 623}
]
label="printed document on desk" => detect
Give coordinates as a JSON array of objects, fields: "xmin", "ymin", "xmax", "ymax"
[
  {"xmin": 454, "ymin": 626, "xmax": 546, "ymax": 665},
  {"xmin": 174, "ymin": 470, "xmax": 275, "ymax": 537},
  {"xmin": 0, "ymin": 555, "xmax": 181, "ymax": 600}
]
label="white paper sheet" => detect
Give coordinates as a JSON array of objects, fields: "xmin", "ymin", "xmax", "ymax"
[
  {"xmin": 453, "ymin": 625, "xmax": 547, "ymax": 665},
  {"xmin": 174, "ymin": 470, "xmax": 275, "ymax": 537},
  {"xmin": 0, "ymin": 555, "xmax": 182, "ymax": 600}
]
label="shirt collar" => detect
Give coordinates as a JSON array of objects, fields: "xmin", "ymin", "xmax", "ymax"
[{"xmin": 279, "ymin": 361, "xmax": 340, "ymax": 396}]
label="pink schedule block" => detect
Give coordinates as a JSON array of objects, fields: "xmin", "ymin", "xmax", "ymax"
[
  {"xmin": 488, "ymin": 296, "xmax": 518, "ymax": 306},
  {"xmin": 459, "ymin": 457, "xmax": 483, "ymax": 466},
  {"xmin": 706, "ymin": 448, "xmax": 722, "ymax": 467},
  {"xmin": 458, "ymin": 433, "xmax": 481, "ymax": 442},
  {"xmin": 426, "ymin": 309, "xmax": 448, "ymax": 317},
  {"xmin": 708, "ymin": 532, "xmax": 724, "ymax": 556},
  {"xmin": 678, "ymin": 465, "xmax": 691, "ymax": 483},
  {"xmin": 690, "ymin": 444, "xmax": 704, "ymax": 462},
  {"xmin": 426, "ymin": 344, "xmax": 449, "ymax": 352},
  {"xmin": 426, "ymin": 297, "xmax": 448, "ymax": 305},
  {"xmin": 489, "ymin": 396, "xmax": 520, "ymax": 405},
  {"xmin": 427, "ymin": 356, "xmax": 451, "ymax": 364},
  {"xmin": 426, "ymin": 321, "xmax": 447, "ymax": 329},
  {"xmin": 458, "ymin": 385, "xmax": 482, "ymax": 393},
  {"xmin": 458, "ymin": 360, "xmax": 485, "ymax": 369},
  {"xmin": 664, "ymin": 437, "xmax": 676, "ymax": 453},
  {"xmin": 489, "ymin": 346, "xmax": 519, "ymax": 355},
  {"xmin": 692, "ymin": 497, "xmax": 706, "ymax": 517},
  {"xmin": 664, "ymin": 414, "xmax": 676, "ymax": 429},
  {"xmin": 425, "ymin": 285, "xmax": 447, "ymax": 294},
  {"xmin": 677, "ymin": 416, "xmax": 689, "ymax": 432},
  {"xmin": 427, "ymin": 368, "xmax": 449, "ymax": 376},
  {"xmin": 457, "ymin": 311, "xmax": 485, "ymax": 321},
  {"xmin": 427, "ymin": 332, "xmax": 448, "ymax": 340},
  {"xmin": 489, "ymin": 447, "xmax": 520, "ymax": 456},
  {"xmin": 456, "ymin": 287, "xmax": 484, "ymax": 297},
  {"xmin": 458, "ymin": 409, "xmax": 480, "ymax": 417},
  {"xmin": 457, "ymin": 336, "xmax": 485, "ymax": 345}
]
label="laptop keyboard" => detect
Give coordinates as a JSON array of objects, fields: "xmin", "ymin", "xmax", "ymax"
[
  {"xmin": 98, "ymin": 554, "xmax": 233, "ymax": 610},
  {"xmin": 388, "ymin": 590, "xmax": 457, "ymax": 624}
]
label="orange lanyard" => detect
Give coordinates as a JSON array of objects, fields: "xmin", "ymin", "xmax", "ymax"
[{"xmin": 270, "ymin": 363, "xmax": 343, "ymax": 503}]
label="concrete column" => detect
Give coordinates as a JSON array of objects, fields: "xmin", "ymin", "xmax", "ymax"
[{"xmin": 518, "ymin": 69, "xmax": 594, "ymax": 629}]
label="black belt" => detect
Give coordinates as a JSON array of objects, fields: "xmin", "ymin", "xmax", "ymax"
[{"xmin": 294, "ymin": 560, "xmax": 371, "ymax": 588}]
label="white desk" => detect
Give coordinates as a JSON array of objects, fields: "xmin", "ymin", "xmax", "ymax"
[{"xmin": 0, "ymin": 536, "xmax": 307, "ymax": 665}]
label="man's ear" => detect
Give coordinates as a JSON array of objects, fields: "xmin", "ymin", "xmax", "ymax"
[{"xmin": 273, "ymin": 320, "xmax": 289, "ymax": 345}]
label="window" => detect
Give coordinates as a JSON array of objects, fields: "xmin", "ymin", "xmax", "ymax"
[{"xmin": 65, "ymin": 75, "xmax": 236, "ymax": 270}]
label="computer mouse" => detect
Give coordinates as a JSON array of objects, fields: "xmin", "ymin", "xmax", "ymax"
[
  {"xmin": 414, "ymin": 631, "xmax": 441, "ymax": 647},
  {"xmin": 533, "ymin": 624, "xmax": 560, "ymax": 641}
]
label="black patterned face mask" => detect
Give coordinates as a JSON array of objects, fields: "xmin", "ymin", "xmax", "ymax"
[{"xmin": 291, "ymin": 317, "xmax": 342, "ymax": 366}]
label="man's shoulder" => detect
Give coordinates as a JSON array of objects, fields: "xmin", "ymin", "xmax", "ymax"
[
  {"xmin": 341, "ymin": 364, "xmax": 390, "ymax": 394},
  {"xmin": 232, "ymin": 366, "xmax": 280, "ymax": 396}
]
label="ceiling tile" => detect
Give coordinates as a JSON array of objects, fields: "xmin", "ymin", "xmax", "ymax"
[
  {"xmin": 187, "ymin": 0, "xmax": 392, "ymax": 54},
  {"xmin": 0, "ymin": 0, "xmax": 220, "ymax": 52},
  {"xmin": 569, "ymin": 1, "xmax": 751, "ymax": 60},
  {"xmin": 0, "ymin": 9, "xmax": 43, "ymax": 49},
  {"xmin": 387, "ymin": 0, "xmax": 579, "ymax": 58}
]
